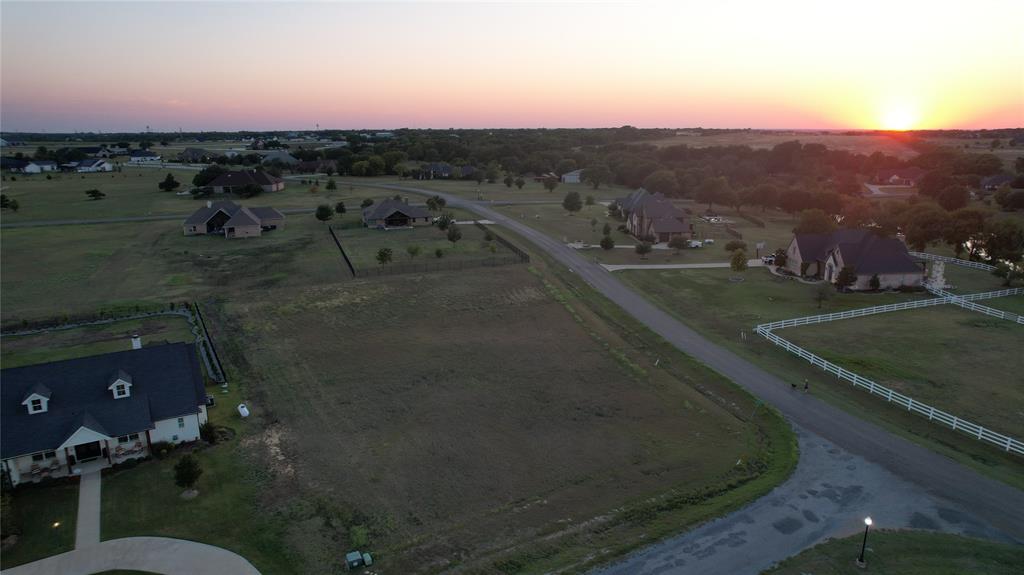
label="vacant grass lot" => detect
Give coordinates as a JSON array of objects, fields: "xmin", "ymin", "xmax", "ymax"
[
  {"xmin": 0, "ymin": 215, "xmax": 347, "ymax": 323},
  {"xmin": 983, "ymin": 295, "xmax": 1024, "ymax": 315},
  {"xmin": 0, "ymin": 169, "xmax": 397, "ymax": 222},
  {"xmin": 1, "ymin": 315, "xmax": 194, "ymax": 368},
  {"xmin": 619, "ymin": 266, "xmax": 1024, "ymax": 488},
  {"xmin": 203, "ymin": 265, "xmax": 791, "ymax": 574},
  {"xmin": 784, "ymin": 305, "xmax": 1024, "ymax": 439},
  {"xmin": 332, "ymin": 208, "xmax": 510, "ymax": 268},
  {"xmin": 764, "ymin": 529, "xmax": 1024, "ymax": 575},
  {"xmin": 0, "ymin": 481, "xmax": 78, "ymax": 568}
]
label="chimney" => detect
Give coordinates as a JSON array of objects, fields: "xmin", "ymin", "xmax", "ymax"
[
  {"xmin": 206, "ymin": 200, "xmax": 213, "ymax": 208},
  {"xmin": 131, "ymin": 335, "xmax": 142, "ymax": 350}
]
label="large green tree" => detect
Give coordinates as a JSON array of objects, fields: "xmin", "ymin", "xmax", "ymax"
[{"xmin": 562, "ymin": 191, "xmax": 583, "ymax": 214}]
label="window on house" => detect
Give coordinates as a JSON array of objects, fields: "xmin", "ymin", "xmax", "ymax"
[
  {"xmin": 178, "ymin": 417, "xmax": 185, "ymax": 429},
  {"xmin": 30, "ymin": 398, "xmax": 42, "ymax": 412},
  {"xmin": 172, "ymin": 435, "xmax": 179, "ymax": 442},
  {"xmin": 114, "ymin": 384, "xmax": 127, "ymax": 398},
  {"xmin": 44, "ymin": 451, "xmax": 56, "ymax": 459},
  {"xmin": 118, "ymin": 435, "xmax": 129, "ymax": 444},
  {"xmin": 129, "ymin": 433, "xmax": 139, "ymax": 441},
  {"xmin": 32, "ymin": 453, "xmax": 44, "ymax": 462}
]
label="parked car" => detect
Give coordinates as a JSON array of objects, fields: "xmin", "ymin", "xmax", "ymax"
[
  {"xmin": 761, "ymin": 255, "xmax": 775, "ymax": 265},
  {"xmin": 688, "ymin": 240, "xmax": 703, "ymax": 248},
  {"xmin": 703, "ymin": 238, "xmax": 715, "ymax": 244}
]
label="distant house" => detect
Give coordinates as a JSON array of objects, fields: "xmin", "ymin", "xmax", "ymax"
[
  {"xmin": 783, "ymin": 229, "xmax": 925, "ymax": 290},
  {"xmin": 560, "ymin": 169, "xmax": 584, "ymax": 184},
  {"xmin": 207, "ymin": 170, "xmax": 284, "ymax": 194},
  {"xmin": 873, "ymin": 167, "xmax": 928, "ymax": 186},
  {"xmin": 128, "ymin": 150, "xmax": 161, "ymax": 163},
  {"xmin": 183, "ymin": 200, "xmax": 285, "ymax": 238},
  {"xmin": 0, "ymin": 342, "xmax": 208, "ymax": 486},
  {"xmin": 260, "ymin": 150, "xmax": 299, "ymax": 166},
  {"xmin": 421, "ymin": 162, "xmax": 454, "ymax": 179},
  {"xmin": 23, "ymin": 161, "xmax": 58, "ymax": 174},
  {"xmin": 104, "ymin": 144, "xmax": 130, "ymax": 155},
  {"xmin": 362, "ymin": 198, "xmax": 431, "ymax": 229},
  {"xmin": 614, "ymin": 189, "xmax": 693, "ymax": 243},
  {"xmin": 178, "ymin": 148, "xmax": 213, "ymax": 163},
  {"xmin": 980, "ymin": 173, "xmax": 1015, "ymax": 191},
  {"xmin": 75, "ymin": 158, "xmax": 114, "ymax": 173}
]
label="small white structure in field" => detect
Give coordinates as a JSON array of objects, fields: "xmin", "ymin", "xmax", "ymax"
[
  {"xmin": 237, "ymin": 403, "xmax": 250, "ymax": 418},
  {"xmin": 925, "ymin": 261, "xmax": 949, "ymax": 290},
  {"xmin": 131, "ymin": 334, "xmax": 142, "ymax": 350}
]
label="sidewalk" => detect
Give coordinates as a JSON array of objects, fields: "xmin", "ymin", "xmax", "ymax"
[
  {"xmin": 74, "ymin": 470, "xmax": 101, "ymax": 548},
  {"xmin": 602, "ymin": 260, "xmax": 764, "ymax": 272}
]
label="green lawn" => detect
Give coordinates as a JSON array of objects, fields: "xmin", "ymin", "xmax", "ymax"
[
  {"xmin": 764, "ymin": 530, "xmax": 1024, "ymax": 575},
  {"xmin": 100, "ymin": 385, "xmax": 297, "ymax": 575},
  {"xmin": 0, "ymin": 168, "xmax": 397, "ymax": 222},
  {"xmin": 2, "ymin": 315, "xmax": 195, "ymax": 368},
  {"xmin": 618, "ymin": 267, "xmax": 1024, "ymax": 489},
  {"xmin": 784, "ymin": 305, "xmax": 1024, "ymax": 439},
  {"xmin": 1, "ymin": 216, "xmax": 348, "ymax": 323},
  {"xmin": 332, "ymin": 208, "xmax": 512, "ymax": 268},
  {"xmin": 0, "ymin": 481, "xmax": 78, "ymax": 568},
  {"xmin": 983, "ymin": 295, "xmax": 1024, "ymax": 315}
]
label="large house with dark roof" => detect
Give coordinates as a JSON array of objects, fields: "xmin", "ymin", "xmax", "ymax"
[
  {"xmin": 362, "ymin": 198, "xmax": 431, "ymax": 228},
  {"xmin": 783, "ymin": 229, "xmax": 925, "ymax": 290},
  {"xmin": 183, "ymin": 200, "xmax": 285, "ymax": 238},
  {"xmin": 207, "ymin": 169, "xmax": 284, "ymax": 194},
  {"xmin": 1, "ymin": 343, "xmax": 208, "ymax": 486},
  {"xmin": 873, "ymin": 167, "xmax": 928, "ymax": 187},
  {"xmin": 614, "ymin": 189, "xmax": 693, "ymax": 243}
]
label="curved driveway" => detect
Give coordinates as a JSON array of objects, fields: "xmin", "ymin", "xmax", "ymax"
[
  {"xmin": 350, "ymin": 180, "xmax": 1024, "ymax": 571},
  {"xmin": 0, "ymin": 536, "xmax": 260, "ymax": 575}
]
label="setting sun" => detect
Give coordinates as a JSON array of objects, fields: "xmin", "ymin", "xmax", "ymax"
[{"xmin": 880, "ymin": 102, "xmax": 920, "ymax": 131}]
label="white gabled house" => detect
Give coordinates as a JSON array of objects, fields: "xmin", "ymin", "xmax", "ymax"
[
  {"xmin": 74, "ymin": 158, "xmax": 114, "ymax": 173},
  {"xmin": 1, "ymin": 342, "xmax": 209, "ymax": 486}
]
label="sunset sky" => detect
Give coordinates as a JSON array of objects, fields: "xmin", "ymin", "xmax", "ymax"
[{"xmin": 1, "ymin": 0, "xmax": 1021, "ymax": 132}]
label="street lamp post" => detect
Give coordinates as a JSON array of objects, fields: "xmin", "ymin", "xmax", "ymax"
[{"xmin": 856, "ymin": 516, "xmax": 873, "ymax": 568}]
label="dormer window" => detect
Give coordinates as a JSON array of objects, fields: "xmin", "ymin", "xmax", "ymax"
[
  {"xmin": 22, "ymin": 385, "xmax": 52, "ymax": 414},
  {"xmin": 108, "ymin": 369, "xmax": 133, "ymax": 399}
]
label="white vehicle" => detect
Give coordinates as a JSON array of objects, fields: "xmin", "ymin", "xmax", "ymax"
[
  {"xmin": 688, "ymin": 240, "xmax": 703, "ymax": 248},
  {"xmin": 703, "ymin": 238, "xmax": 715, "ymax": 245},
  {"xmin": 761, "ymin": 255, "xmax": 776, "ymax": 265}
]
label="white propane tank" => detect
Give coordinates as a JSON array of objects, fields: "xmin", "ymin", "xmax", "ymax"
[{"xmin": 237, "ymin": 403, "xmax": 250, "ymax": 418}]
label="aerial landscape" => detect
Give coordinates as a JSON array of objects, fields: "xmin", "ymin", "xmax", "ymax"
[{"xmin": 0, "ymin": 1, "xmax": 1023, "ymax": 574}]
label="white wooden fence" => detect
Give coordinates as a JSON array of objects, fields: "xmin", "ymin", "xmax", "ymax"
[
  {"xmin": 926, "ymin": 287, "xmax": 1024, "ymax": 324},
  {"xmin": 755, "ymin": 286, "xmax": 1024, "ymax": 455},
  {"xmin": 910, "ymin": 251, "xmax": 997, "ymax": 272}
]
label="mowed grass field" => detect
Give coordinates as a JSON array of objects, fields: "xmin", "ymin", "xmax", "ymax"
[
  {"xmin": 783, "ymin": 305, "xmax": 1024, "ymax": 438},
  {"xmin": 373, "ymin": 176, "xmax": 631, "ymax": 203},
  {"xmin": 764, "ymin": 530, "xmax": 1024, "ymax": 575},
  {"xmin": 332, "ymin": 208, "xmax": 511, "ymax": 268},
  {"xmin": 1, "ymin": 315, "xmax": 194, "ymax": 368},
  {"xmin": 618, "ymin": 266, "xmax": 1024, "ymax": 488},
  {"xmin": 634, "ymin": 131, "xmax": 918, "ymax": 158},
  {"xmin": 0, "ymin": 168, "xmax": 398, "ymax": 222},
  {"xmin": 0, "ymin": 215, "xmax": 349, "ymax": 323},
  {"xmin": 203, "ymin": 265, "xmax": 791, "ymax": 573}
]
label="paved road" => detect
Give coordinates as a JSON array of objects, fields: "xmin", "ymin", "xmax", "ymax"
[
  {"xmin": 346, "ymin": 180, "xmax": 1024, "ymax": 570},
  {"xmin": 74, "ymin": 471, "xmax": 101, "ymax": 549},
  {"xmin": 595, "ymin": 425, "xmax": 1015, "ymax": 575},
  {"xmin": 0, "ymin": 536, "xmax": 260, "ymax": 575},
  {"xmin": 602, "ymin": 260, "xmax": 764, "ymax": 272}
]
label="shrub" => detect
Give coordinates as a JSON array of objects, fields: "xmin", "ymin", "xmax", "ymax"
[
  {"xmin": 199, "ymin": 423, "xmax": 217, "ymax": 445},
  {"xmin": 150, "ymin": 441, "xmax": 173, "ymax": 459},
  {"xmin": 600, "ymin": 235, "xmax": 615, "ymax": 250},
  {"xmin": 174, "ymin": 454, "xmax": 203, "ymax": 490},
  {"xmin": 724, "ymin": 240, "xmax": 747, "ymax": 252},
  {"xmin": 434, "ymin": 248, "xmax": 444, "ymax": 258}
]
